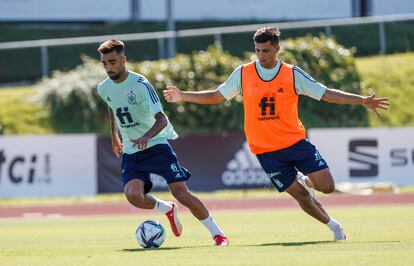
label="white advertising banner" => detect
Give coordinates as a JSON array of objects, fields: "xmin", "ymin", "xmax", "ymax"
[
  {"xmin": 308, "ymin": 128, "xmax": 414, "ymax": 185},
  {"xmin": 0, "ymin": 134, "xmax": 97, "ymax": 198}
]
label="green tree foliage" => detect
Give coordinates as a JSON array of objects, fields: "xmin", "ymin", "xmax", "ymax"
[
  {"xmin": 134, "ymin": 46, "xmax": 244, "ymax": 133},
  {"xmin": 36, "ymin": 57, "xmax": 108, "ymax": 133},
  {"xmin": 36, "ymin": 35, "xmax": 367, "ymax": 134}
]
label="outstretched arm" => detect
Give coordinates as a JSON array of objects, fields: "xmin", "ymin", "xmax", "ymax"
[
  {"xmin": 321, "ymin": 88, "xmax": 390, "ymax": 116},
  {"xmin": 163, "ymin": 86, "xmax": 225, "ymax": 104}
]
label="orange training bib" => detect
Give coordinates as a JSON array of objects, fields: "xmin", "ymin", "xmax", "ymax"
[{"xmin": 241, "ymin": 61, "xmax": 306, "ymax": 154}]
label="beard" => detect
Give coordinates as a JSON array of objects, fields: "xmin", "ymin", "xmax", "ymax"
[{"xmin": 108, "ymin": 72, "xmax": 121, "ymax": 81}]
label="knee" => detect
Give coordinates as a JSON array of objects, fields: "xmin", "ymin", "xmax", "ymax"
[
  {"xmin": 172, "ymin": 189, "xmax": 192, "ymax": 205},
  {"xmin": 125, "ymin": 189, "xmax": 145, "ymax": 207},
  {"xmin": 320, "ymin": 182, "xmax": 335, "ymax": 194}
]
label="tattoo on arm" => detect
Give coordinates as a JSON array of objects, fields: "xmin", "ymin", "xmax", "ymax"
[{"xmin": 108, "ymin": 107, "xmax": 121, "ymax": 140}]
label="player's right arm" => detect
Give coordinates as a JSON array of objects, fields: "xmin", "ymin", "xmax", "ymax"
[
  {"xmin": 97, "ymin": 82, "xmax": 124, "ymax": 158},
  {"xmin": 108, "ymin": 107, "xmax": 123, "ymax": 158},
  {"xmin": 163, "ymin": 86, "xmax": 225, "ymax": 104},
  {"xmin": 163, "ymin": 66, "xmax": 242, "ymax": 104}
]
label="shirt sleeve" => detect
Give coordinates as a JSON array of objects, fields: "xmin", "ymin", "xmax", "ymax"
[
  {"xmin": 293, "ymin": 66, "xmax": 327, "ymax": 101},
  {"xmin": 96, "ymin": 83, "xmax": 108, "ymax": 103},
  {"xmin": 218, "ymin": 66, "xmax": 243, "ymax": 100},
  {"xmin": 142, "ymin": 81, "xmax": 163, "ymax": 115}
]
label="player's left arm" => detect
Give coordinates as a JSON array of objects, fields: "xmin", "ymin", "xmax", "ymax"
[
  {"xmin": 130, "ymin": 112, "xmax": 167, "ymax": 150},
  {"xmin": 131, "ymin": 79, "xmax": 168, "ymax": 150},
  {"xmin": 321, "ymin": 88, "xmax": 390, "ymax": 116}
]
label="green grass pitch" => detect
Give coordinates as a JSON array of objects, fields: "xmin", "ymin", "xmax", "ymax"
[{"xmin": 1, "ymin": 205, "xmax": 413, "ymax": 266}]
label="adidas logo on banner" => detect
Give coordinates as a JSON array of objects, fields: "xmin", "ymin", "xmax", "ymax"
[{"xmin": 221, "ymin": 142, "xmax": 272, "ymax": 187}]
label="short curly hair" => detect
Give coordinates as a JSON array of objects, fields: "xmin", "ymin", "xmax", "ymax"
[
  {"xmin": 253, "ymin": 27, "xmax": 281, "ymax": 45},
  {"xmin": 97, "ymin": 39, "xmax": 125, "ymax": 54}
]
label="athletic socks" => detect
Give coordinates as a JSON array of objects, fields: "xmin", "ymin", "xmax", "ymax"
[
  {"xmin": 327, "ymin": 217, "xmax": 347, "ymax": 240},
  {"xmin": 326, "ymin": 217, "xmax": 341, "ymax": 231},
  {"xmin": 153, "ymin": 199, "xmax": 173, "ymax": 213},
  {"xmin": 200, "ymin": 215, "xmax": 225, "ymax": 237},
  {"xmin": 154, "ymin": 201, "xmax": 225, "ymax": 238}
]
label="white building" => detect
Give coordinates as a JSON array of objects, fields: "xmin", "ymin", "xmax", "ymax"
[{"xmin": 0, "ymin": 0, "xmax": 413, "ymax": 22}]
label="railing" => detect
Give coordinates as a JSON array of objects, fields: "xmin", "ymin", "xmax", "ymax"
[{"xmin": 1, "ymin": 13, "xmax": 414, "ymax": 77}]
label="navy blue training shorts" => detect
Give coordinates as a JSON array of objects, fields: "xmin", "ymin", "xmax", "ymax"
[
  {"xmin": 256, "ymin": 139, "xmax": 329, "ymax": 192},
  {"xmin": 121, "ymin": 143, "xmax": 191, "ymax": 193}
]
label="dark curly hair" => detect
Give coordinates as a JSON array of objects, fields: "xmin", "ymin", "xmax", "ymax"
[
  {"xmin": 97, "ymin": 39, "xmax": 125, "ymax": 54},
  {"xmin": 253, "ymin": 27, "xmax": 281, "ymax": 45}
]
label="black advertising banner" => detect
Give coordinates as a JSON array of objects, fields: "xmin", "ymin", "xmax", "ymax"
[
  {"xmin": 97, "ymin": 136, "xmax": 123, "ymax": 193},
  {"xmin": 97, "ymin": 133, "xmax": 272, "ymax": 193}
]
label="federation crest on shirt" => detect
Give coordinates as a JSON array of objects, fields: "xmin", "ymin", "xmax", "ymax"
[{"xmin": 127, "ymin": 91, "xmax": 137, "ymax": 105}]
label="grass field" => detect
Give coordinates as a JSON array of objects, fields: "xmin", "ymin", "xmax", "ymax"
[{"xmin": 1, "ymin": 205, "xmax": 413, "ymax": 266}]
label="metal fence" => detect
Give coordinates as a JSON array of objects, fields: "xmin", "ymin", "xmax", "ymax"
[{"xmin": 1, "ymin": 13, "xmax": 414, "ymax": 77}]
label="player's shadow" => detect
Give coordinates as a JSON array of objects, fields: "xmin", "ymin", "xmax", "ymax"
[
  {"xmin": 260, "ymin": 240, "xmax": 402, "ymax": 247},
  {"xmin": 121, "ymin": 247, "xmax": 181, "ymax": 252},
  {"xmin": 261, "ymin": 240, "xmax": 332, "ymax": 247},
  {"xmin": 120, "ymin": 244, "xmax": 218, "ymax": 252}
]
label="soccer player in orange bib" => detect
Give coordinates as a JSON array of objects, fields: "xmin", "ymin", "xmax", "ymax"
[{"xmin": 163, "ymin": 27, "xmax": 389, "ymax": 241}]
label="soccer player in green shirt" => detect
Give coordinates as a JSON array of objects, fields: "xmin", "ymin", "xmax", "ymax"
[{"xmin": 96, "ymin": 39, "xmax": 228, "ymax": 246}]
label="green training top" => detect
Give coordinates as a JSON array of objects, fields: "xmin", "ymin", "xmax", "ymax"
[{"xmin": 97, "ymin": 70, "xmax": 178, "ymax": 154}]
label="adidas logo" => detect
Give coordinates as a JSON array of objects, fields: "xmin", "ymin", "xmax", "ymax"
[
  {"xmin": 175, "ymin": 172, "xmax": 182, "ymax": 178},
  {"xmin": 277, "ymin": 88, "xmax": 284, "ymax": 93},
  {"xmin": 221, "ymin": 142, "xmax": 271, "ymax": 187},
  {"xmin": 107, "ymin": 97, "xmax": 111, "ymax": 102},
  {"xmin": 319, "ymin": 160, "xmax": 325, "ymax": 167}
]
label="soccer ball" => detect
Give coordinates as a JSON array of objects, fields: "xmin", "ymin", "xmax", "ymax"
[{"xmin": 135, "ymin": 220, "xmax": 166, "ymax": 248}]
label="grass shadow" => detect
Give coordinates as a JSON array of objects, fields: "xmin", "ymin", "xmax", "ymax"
[
  {"xmin": 261, "ymin": 240, "xmax": 333, "ymax": 247},
  {"xmin": 121, "ymin": 247, "xmax": 181, "ymax": 252}
]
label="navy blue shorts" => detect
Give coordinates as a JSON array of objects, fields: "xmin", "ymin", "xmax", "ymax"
[
  {"xmin": 256, "ymin": 139, "xmax": 329, "ymax": 192},
  {"xmin": 121, "ymin": 144, "xmax": 191, "ymax": 193}
]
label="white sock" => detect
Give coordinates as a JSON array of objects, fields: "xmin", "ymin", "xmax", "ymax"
[
  {"xmin": 153, "ymin": 199, "xmax": 172, "ymax": 213},
  {"xmin": 200, "ymin": 215, "xmax": 225, "ymax": 237},
  {"xmin": 326, "ymin": 217, "xmax": 341, "ymax": 231}
]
